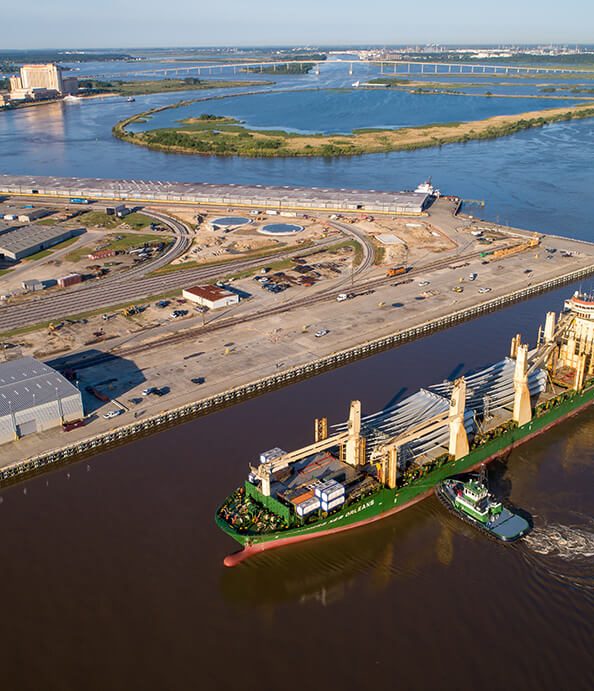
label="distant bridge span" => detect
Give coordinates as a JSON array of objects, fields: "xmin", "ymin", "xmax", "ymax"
[{"xmin": 91, "ymin": 58, "xmax": 591, "ymax": 80}]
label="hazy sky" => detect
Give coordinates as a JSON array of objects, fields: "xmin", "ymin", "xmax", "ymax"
[{"xmin": 4, "ymin": 0, "xmax": 593, "ymax": 49}]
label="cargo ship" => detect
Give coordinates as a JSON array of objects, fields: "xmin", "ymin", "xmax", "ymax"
[{"xmin": 216, "ymin": 293, "xmax": 594, "ymax": 566}]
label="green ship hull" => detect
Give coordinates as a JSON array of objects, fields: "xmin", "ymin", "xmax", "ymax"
[{"xmin": 217, "ymin": 384, "xmax": 594, "ymax": 566}]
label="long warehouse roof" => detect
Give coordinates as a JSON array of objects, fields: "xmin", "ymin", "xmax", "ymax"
[
  {"xmin": 0, "ymin": 174, "xmax": 429, "ymax": 211},
  {"xmin": 0, "ymin": 224, "xmax": 72, "ymax": 254},
  {"xmin": 0, "ymin": 357, "xmax": 80, "ymax": 416}
]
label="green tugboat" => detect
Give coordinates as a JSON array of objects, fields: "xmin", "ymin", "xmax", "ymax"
[{"xmin": 436, "ymin": 469, "xmax": 531, "ymax": 541}]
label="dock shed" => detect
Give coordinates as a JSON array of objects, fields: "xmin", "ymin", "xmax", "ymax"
[
  {"xmin": 0, "ymin": 225, "xmax": 82, "ymax": 261},
  {"xmin": 0, "ymin": 357, "xmax": 84, "ymax": 445},
  {"xmin": 182, "ymin": 285, "xmax": 240, "ymax": 310}
]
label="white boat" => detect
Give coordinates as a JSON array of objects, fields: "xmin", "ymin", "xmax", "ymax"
[
  {"xmin": 126, "ymin": 96, "xmax": 136, "ymax": 102},
  {"xmin": 63, "ymin": 95, "xmax": 81, "ymax": 103},
  {"xmin": 415, "ymin": 178, "xmax": 440, "ymax": 196},
  {"xmin": 352, "ymin": 80, "xmax": 360, "ymax": 88}
]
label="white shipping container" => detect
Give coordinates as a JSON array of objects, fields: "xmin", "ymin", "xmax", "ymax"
[
  {"xmin": 259, "ymin": 447, "xmax": 286, "ymax": 464},
  {"xmin": 321, "ymin": 488, "xmax": 345, "ymax": 503},
  {"xmin": 314, "ymin": 479, "xmax": 342, "ymax": 497},
  {"xmin": 296, "ymin": 497, "xmax": 320, "ymax": 517},
  {"xmin": 322, "ymin": 496, "xmax": 345, "ymax": 513}
]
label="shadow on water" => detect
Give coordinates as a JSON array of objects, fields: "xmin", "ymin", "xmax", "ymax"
[{"xmin": 219, "ymin": 498, "xmax": 459, "ymax": 608}]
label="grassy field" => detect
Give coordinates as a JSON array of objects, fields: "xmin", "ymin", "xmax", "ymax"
[
  {"xmin": 114, "ymin": 102, "xmax": 594, "ymax": 158},
  {"xmin": 80, "ymin": 78, "xmax": 272, "ymax": 96},
  {"xmin": 65, "ymin": 232, "xmax": 166, "ymax": 262},
  {"xmin": 78, "ymin": 211, "xmax": 154, "ymax": 230}
]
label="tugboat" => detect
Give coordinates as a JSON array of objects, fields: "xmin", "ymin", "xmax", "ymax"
[{"xmin": 436, "ymin": 468, "xmax": 530, "ymax": 542}]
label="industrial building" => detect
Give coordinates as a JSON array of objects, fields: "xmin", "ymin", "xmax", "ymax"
[
  {"xmin": 182, "ymin": 285, "xmax": 240, "ymax": 310},
  {"xmin": 0, "ymin": 174, "xmax": 431, "ymax": 215},
  {"xmin": 2, "ymin": 207, "xmax": 52, "ymax": 222},
  {"xmin": 0, "ymin": 225, "xmax": 82, "ymax": 261},
  {"xmin": 0, "ymin": 357, "xmax": 84, "ymax": 445}
]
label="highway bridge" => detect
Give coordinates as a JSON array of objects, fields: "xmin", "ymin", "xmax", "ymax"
[{"xmin": 95, "ymin": 58, "xmax": 591, "ymax": 80}]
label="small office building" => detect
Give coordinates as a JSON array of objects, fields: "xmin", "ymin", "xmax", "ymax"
[{"xmin": 182, "ymin": 285, "xmax": 240, "ymax": 310}]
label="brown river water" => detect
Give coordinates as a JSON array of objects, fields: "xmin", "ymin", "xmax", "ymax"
[{"xmin": 0, "ymin": 286, "xmax": 592, "ymax": 691}]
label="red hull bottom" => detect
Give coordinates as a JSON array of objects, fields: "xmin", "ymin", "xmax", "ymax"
[{"xmin": 223, "ymin": 397, "xmax": 593, "ymax": 567}]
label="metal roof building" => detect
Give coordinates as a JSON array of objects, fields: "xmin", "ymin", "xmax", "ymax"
[
  {"xmin": 0, "ymin": 174, "xmax": 430, "ymax": 215},
  {"xmin": 0, "ymin": 357, "xmax": 84, "ymax": 444},
  {"xmin": 0, "ymin": 225, "xmax": 80, "ymax": 261},
  {"xmin": 182, "ymin": 285, "xmax": 240, "ymax": 310}
]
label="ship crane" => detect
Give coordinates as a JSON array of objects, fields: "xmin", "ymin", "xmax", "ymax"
[{"xmin": 369, "ymin": 378, "xmax": 469, "ymax": 488}]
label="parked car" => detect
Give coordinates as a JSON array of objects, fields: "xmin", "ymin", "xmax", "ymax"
[
  {"xmin": 191, "ymin": 377, "xmax": 206, "ymax": 385},
  {"xmin": 142, "ymin": 387, "xmax": 157, "ymax": 396},
  {"xmin": 315, "ymin": 329, "xmax": 330, "ymax": 338},
  {"xmin": 103, "ymin": 409, "xmax": 123, "ymax": 419},
  {"xmin": 478, "ymin": 287, "xmax": 492, "ymax": 293}
]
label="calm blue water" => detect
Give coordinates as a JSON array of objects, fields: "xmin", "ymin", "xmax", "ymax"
[
  {"xmin": 134, "ymin": 89, "xmax": 581, "ymax": 134},
  {"xmin": 1, "ymin": 93, "xmax": 592, "ymax": 241}
]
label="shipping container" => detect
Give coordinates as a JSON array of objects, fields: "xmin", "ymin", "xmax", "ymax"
[
  {"xmin": 314, "ymin": 479, "xmax": 345, "ymax": 503},
  {"xmin": 259, "ymin": 447, "xmax": 286, "ymax": 464},
  {"xmin": 57, "ymin": 273, "xmax": 82, "ymax": 288},
  {"xmin": 322, "ymin": 496, "xmax": 345, "ymax": 513},
  {"xmin": 296, "ymin": 497, "xmax": 320, "ymax": 517}
]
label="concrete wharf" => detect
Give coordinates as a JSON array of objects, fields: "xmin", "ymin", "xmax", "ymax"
[{"xmin": 2, "ymin": 261, "xmax": 594, "ymax": 486}]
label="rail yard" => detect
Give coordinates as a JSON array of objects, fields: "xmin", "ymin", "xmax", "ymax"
[{"xmin": 1, "ymin": 175, "xmax": 594, "ymax": 470}]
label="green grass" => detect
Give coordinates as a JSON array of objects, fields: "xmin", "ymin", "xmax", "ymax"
[
  {"xmin": 114, "ymin": 93, "xmax": 594, "ymax": 158},
  {"xmin": 103, "ymin": 232, "xmax": 165, "ymax": 251},
  {"xmin": 65, "ymin": 232, "xmax": 167, "ymax": 262},
  {"xmin": 0, "ymin": 268, "xmax": 13, "ymax": 277},
  {"xmin": 79, "ymin": 78, "xmax": 272, "ymax": 96},
  {"xmin": 78, "ymin": 211, "xmax": 154, "ymax": 230}
]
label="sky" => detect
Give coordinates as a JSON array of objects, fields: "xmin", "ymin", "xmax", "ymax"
[{"xmin": 3, "ymin": 0, "xmax": 594, "ymax": 49}]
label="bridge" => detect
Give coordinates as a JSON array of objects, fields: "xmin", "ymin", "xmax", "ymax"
[{"xmin": 92, "ymin": 58, "xmax": 591, "ymax": 80}]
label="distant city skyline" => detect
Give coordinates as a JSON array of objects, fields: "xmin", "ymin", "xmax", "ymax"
[{"xmin": 3, "ymin": 0, "xmax": 594, "ymax": 49}]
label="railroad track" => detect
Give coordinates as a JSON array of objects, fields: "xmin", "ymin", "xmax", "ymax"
[
  {"xmin": 0, "ymin": 223, "xmax": 340, "ymax": 331},
  {"xmin": 51, "ymin": 244, "xmax": 498, "ymax": 371}
]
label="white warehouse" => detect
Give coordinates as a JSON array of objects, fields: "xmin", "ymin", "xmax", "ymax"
[{"xmin": 0, "ymin": 357, "xmax": 84, "ymax": 445}]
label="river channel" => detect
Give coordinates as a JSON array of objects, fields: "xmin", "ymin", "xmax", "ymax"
[{"xmin": 0, "ymin": 58, "xmax": 592, "ymax": 691}]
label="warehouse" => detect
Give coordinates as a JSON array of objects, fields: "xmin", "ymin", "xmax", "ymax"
[
  {"xmin": 0, "ymin": 225, "xmax": 82, "ymax": 261},
  {"xmin": 0, "ymin": 357, "xmax": 84, "ymax": 445},
  {"xmin": 182, "ymin": 285, "xmax": 240, "ymax": 310},
  {"xmin": 0, "ymin": 174, "xmax": 431, "ymax": 215}
]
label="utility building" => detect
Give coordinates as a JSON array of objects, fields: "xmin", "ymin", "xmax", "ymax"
[
  {"xmin": 0, "ymin": 357, "xmax": 84, "ymax": 445},
  {"xmin": 182, "ymin": 285, "xmax": 240, "ymax": 310}
]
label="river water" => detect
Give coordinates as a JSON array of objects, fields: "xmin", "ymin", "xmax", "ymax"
[{"xmin": 0, "ymin": 59, "xmax": 592, "ymax": 691}]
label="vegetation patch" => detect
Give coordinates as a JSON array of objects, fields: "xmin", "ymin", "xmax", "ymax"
[
  {"xmin": 78, "ymin": 77, "xmax": 272, "ymax": 96},
  {"xmin": 78, "ymin": 211, "xmax": 154, "ymax": 230},
  {"xmin": 114, "ymin": 99, "xmax": 594, "ymax": 158}
]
